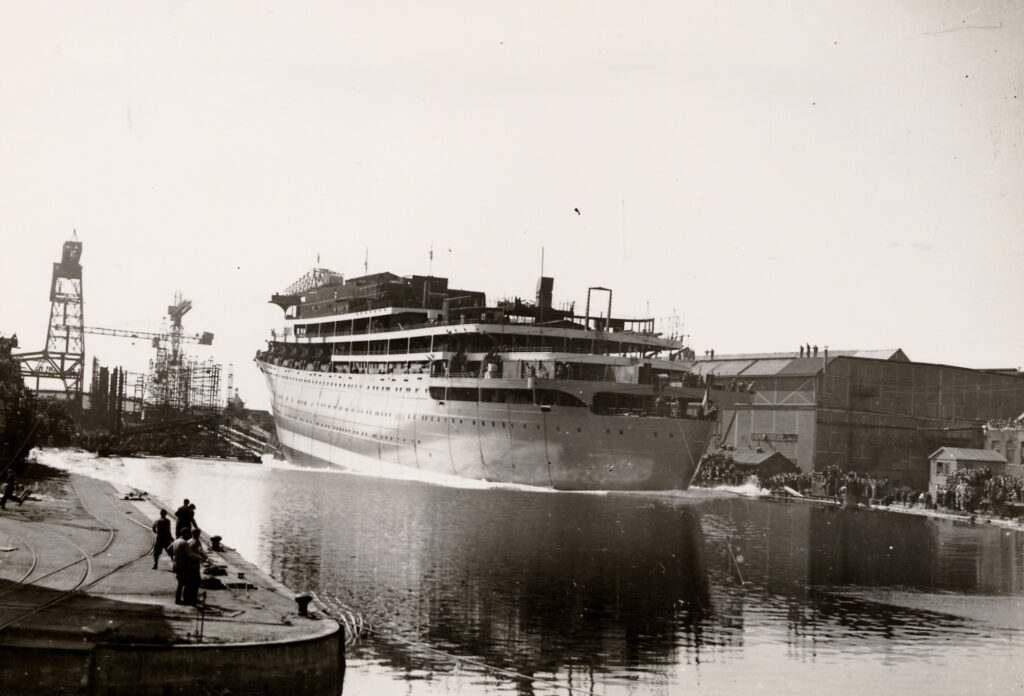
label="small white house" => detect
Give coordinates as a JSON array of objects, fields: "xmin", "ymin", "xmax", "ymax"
[{"xmin": 929, "ymin": 447, "xmax": 1008, "ymax": 497}]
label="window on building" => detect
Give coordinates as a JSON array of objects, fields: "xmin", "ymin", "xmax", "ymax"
[
  {"xmin": 935, "ymin": 462, "xmax": 943, "ymax": 476},
  {"xmin": 990, "ymin": 440, "xmax": 1001, "ymax": 454}
]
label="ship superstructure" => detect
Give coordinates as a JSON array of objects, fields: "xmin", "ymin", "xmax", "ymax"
[{"xmin": 256, "ymin": 269, "xmax": 715, "ymax": 490}]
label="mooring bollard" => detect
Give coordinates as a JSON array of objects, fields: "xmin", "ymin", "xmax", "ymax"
[
  {"xmin": 295, "ymin": 593, "xmax": 312, "ymax": 617},
  {"xmin": 210, "ymin": 535, "xmax": 222, "ymax": 551}
]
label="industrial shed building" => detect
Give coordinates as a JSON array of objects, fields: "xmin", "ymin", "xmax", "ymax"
[
  {"xmin": 729, "ymin": 449, "xmax": 796, "ymax": 477},
  {"xmin": 927, "ymin": 447, "xmax": 1021, "ymax": 498},
  {"xmin": 688, "ymin": 350, "xmax": 1024, "ymax": 489}
]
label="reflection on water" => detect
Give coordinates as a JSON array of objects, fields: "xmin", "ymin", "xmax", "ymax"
[
  {"xmin": 258, "ymin": 476, "xmax": 714, "ymax": 680},
  {"xmin": 42, "ymin": 451, "xmax": 1024, "ymax": 695}
]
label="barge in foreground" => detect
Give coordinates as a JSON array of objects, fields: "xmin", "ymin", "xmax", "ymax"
[{"xmin": 256, "ymin": 269, "xmax": 715, "ymax": 490}]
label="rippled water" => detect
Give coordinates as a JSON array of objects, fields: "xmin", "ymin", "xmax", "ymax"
[{"xmin": 40, "ymin": 449, "xmax": 1024, "ymax": 695}]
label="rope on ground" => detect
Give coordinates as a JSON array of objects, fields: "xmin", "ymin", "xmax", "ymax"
[{"xmin": 315, "ymin": 593, "xmax": 589, "ymax": 695}]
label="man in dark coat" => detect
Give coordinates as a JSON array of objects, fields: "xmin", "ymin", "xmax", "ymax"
[
  {"xmin": 151, "ymin": 509, "xmax": 174, "ymax": 569},
  {"xmin": 174, "ymin": 498, "xmax": 198, "ymax": 537}
]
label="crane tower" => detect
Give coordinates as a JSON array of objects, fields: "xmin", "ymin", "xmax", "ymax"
[{"xmin": 15, "ymin": 234, "xmax": 86, "ymax": 403}]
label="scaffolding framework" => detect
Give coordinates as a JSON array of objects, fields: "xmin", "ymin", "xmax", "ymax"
[
  {"xmin": 143, "ymin": 292, "xmax": 222, "ymax": 414},
  {"xmin": 282, "ymin": 268, "xmax": 343, "ymax": 296},
  {"xmin": 147, "ymin": 355, "xmax": 222, "ymax": 414}
]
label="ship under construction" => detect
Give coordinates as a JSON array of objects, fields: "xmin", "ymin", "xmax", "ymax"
[{"xmin": 257, "ymin": 269, "xmax": 716, "ymax": 490}]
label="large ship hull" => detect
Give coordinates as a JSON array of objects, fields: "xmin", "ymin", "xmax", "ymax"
[{"xmin": 259, "ymin": 360, "xmax": 714, "ymax": 491}]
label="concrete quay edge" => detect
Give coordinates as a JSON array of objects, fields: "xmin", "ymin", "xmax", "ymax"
[{"xmin": 0, "ymin": 471, "xmax": 344, "ymax": 695}]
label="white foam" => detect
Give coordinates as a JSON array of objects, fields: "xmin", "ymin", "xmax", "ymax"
[
  {"xmin": 690, "ymin": 481, "xmax": 768, "ymax": 498},
  {"xmin": 32, "ymin": 448, "xmax": 128, "ymax": 487},
  {"xmin": 37, "ymin": 447, "xmax": 706, "ymax": 498},
  {"xmin": 274, "ymin": 448, "xmax": 616, "ymax": 494}
]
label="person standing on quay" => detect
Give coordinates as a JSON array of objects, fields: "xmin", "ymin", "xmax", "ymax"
[
  {"xmin": 0, "ymin": 471, "xmax": 16, "ymax": 509},
  {"xmin": 185, "ymin": 527, "xmax": 208, "ymax": 605},
  {"xmin": 175, "ymin": 498, "xmax": 199, "ymax": 537},
  {"xmin": 170, "ymin": 531, "xmax": 191, "ymax": 605},
  {"xmin": 151, "ymin": 509, "xmax": 174, "ymax": 569}
]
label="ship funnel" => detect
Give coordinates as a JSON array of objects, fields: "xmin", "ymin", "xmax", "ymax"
[{"xmin": 536, "ymin": 276, "xmax": 553, "ymax": 311}]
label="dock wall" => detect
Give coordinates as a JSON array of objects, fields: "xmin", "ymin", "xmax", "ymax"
[{"xmin": 2, "ymin": 625, "xmax": 343, "ymax": 696}]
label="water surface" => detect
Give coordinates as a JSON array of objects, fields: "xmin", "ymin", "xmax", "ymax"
[{"xmin": 42, "ymin": 450, "xmax": 1024, "ymax": 695}]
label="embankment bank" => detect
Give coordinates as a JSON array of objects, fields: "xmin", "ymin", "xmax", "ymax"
[
  {"xmin": 0, "ymin": 468, "xmax": 342, "ymax": 695},
  {"xmin": 757, "ymin": 488, "xmax": 1024, "ymax": 532}
]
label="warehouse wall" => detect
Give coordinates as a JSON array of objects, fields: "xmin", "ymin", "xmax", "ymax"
[{"xmin": 713, "ymin": 357, "xmax": 1024, "ymax": 488}]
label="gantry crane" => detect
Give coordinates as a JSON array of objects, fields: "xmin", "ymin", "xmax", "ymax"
[{"xmin": 14, "ymin": 236, "xmax": 86, "ymax": 402}]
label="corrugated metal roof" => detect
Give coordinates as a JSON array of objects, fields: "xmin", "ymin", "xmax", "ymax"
[
  {"xmin": 928, "ymin": 447, "xmax": 1007, "ymax": 463},
  {"xmin": 691, "ymin": 349, "xmax": 908, "ymax": 378},
  {"xmin": 697, "ymin": 349, "xmax": 905, "ymax": 361},
  {"xmin": 742, "ymin": 359, "xmax": 792, "ymax": 375},
  {"xmin": 731, "ymin": 450, "xmax": 792, "ymax": 466},
  {"xmin": 776, "ymin": 357, "xmax": 828, "ymax": 375},
  {"xmin": 690, "ymin": 360, "xmax": 754, "ymax": 377}
]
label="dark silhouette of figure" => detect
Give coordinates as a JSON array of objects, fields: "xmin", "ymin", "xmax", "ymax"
[
  {"xmin": 152, "ymin": 509, "xmax": 174, "ymax": 569},
  {"xmin": 0, "ymin": 472, "xmax": 15, "ymax": 510},
  {"xmin": 185, "ymin": 528, "xmax": 208, "ymax": 605},
  {"xmin": 174, "ymin": 499, "xmax": 198, "ymax": 537}
]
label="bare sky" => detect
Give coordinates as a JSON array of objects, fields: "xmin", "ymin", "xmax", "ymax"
[{"xmin": 1, "ymin": 1, "xmax": 1021, "ymax": 410}]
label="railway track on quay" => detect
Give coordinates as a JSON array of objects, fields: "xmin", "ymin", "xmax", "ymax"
[{"xmin": 0, "ymin": 475, "xmax": 153, "ymax": 633}]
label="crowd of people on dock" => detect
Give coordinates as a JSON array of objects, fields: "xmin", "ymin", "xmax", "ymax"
[
  {"xmin": 151, "ymin": 498, "xmax": 208, "ymax": 605},
  {"xmin": 692, "ymin": 456, "xmax": 746, "ymax": 487},
  {"xmin": 696, "ymin": 456, "xmax": 1024, "ymax": 517}
]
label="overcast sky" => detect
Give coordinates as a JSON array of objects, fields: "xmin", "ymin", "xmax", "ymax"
[{"xmin": 1, "ymin": 1, "xmax": 1021, "ymax": 411}]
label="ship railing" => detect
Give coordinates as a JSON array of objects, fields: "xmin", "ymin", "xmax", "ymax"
[{"xmin": 290, "ymin": 315, "xmax": 666, "ymax": 339}]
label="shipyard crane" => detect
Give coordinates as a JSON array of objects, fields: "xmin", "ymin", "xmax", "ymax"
[
  {"xmin": 82, "ymin": 293, "xmax": 213, "ymax": 358},
  {"xmin": 82, "ymin": 326, "xmax": 214, "ymax": 348},
  {"xmin": 14, "ymin": 236, "xmax": 86, "ymax": 401},
  {"xmin": 82, "ymin": 293, "xmax": 217, "ymax": 410}
]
